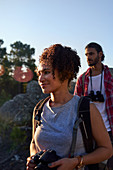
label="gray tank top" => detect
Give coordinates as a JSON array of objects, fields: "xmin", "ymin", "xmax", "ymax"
[{"xmin": 34, "ymin": 95, "xmax": 86, "ymax": 158}]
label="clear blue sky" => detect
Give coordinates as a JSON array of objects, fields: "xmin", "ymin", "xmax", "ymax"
[{"xmin": 0, "ymin": 0, "xmax": 113, "ymax": 77}]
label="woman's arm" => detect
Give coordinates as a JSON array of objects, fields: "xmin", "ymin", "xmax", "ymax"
[
  {"xmin": 30, "ymin": 139, "xmax": 37, "ymax": 156},
  {"xmin": 26, "ymin": 140, "xmax": 37, "ymax": 170},
  {"xmin": 26, "ymin": 109, "xmax": 37, "ymax": 170},
  {"xmin": 81, "ymin": 103, "xmax": 113, "ymax": 165},
  {"xmin": 30, "ymin": 107, "xmax": 37, "ymax": 156}
]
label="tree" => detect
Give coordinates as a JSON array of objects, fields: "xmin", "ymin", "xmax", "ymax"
[
  {"xmin": 9, "ymin": 41, "xmax": 37, "ymax": 93},
  {"xmin": 9, "ymin": 41, "xmax": 37, "ymax": 80},
  {"xmin": 0, "ymin": 39, "xmax": 14, "ymax": 105},
  {"xmin": 0, "ymin": 39, "xmax": 6, "ymax": 64},
  {"xmin": 9, "ymin": 41, "xmax": 36, "ymax": 74},
  {"xmin": 0, "ymin": 40, "xmax": 37, "ymax": 106}
]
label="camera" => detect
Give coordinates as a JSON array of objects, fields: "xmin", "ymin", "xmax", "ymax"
[
  {"xmin": 32, "ymin": 149, "xmax": 61, "ymax": 170},
  {"xmin": 88, "ymin": 90, "xmax": 104, "ymax": 102}
]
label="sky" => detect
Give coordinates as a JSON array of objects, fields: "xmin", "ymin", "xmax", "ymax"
[{"xmin": 0, "ymin": 0, "xmax": 113, "ymax": 78}]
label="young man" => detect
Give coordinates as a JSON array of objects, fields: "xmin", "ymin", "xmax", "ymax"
[{"xmin": 74, "ymin": 42, "xmax": 113, "ymax": 169}]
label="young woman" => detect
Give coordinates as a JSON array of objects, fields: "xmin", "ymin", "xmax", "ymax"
[{"xmin": 26, "ymin": 44, "xmax": 112, "ymax": 170}]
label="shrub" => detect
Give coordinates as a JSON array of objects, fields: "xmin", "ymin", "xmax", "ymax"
[
  {"xmin": 10, "ymin": 126, "xmax": 27, "ymax": 149},
  {"xmin": 0, "ymin": 89, "xmax": 12, "ymax": 106}
]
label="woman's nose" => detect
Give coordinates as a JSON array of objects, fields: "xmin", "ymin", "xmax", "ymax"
[{"xmin": 38, "ymin": 73, "xmax": 45, "ymax": 82}]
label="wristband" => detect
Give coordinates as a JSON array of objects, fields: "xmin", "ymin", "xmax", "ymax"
[{"xmin": 76, "ymin": 155, "xmax": 84, "ymax": 169}]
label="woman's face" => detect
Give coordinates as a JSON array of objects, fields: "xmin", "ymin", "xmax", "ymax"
[{"xmin": 37, "ymin": 62, "xmax": 62, "ymax": 94}]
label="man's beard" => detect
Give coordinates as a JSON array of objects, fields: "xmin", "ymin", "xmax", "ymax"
[{"xmin": 88, "ymin": 55, "xmax": 99, "ymax": 66}]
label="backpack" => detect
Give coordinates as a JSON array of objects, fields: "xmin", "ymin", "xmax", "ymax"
[
  {"xmin": 34, "ymin": 96, "xmax": 94, "ymax": 154},
  {"xmin": 33, "ymin": 96, "xmax": 99, "ymax": 169},
  {"xmin": 70, "ymin": 96, "xmax": 94, "ymax": 157}
]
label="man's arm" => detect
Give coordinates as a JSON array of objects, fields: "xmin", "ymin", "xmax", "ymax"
[{"xmin": 74, "ymin": 75, "xmax": 83, "ymax": 96}]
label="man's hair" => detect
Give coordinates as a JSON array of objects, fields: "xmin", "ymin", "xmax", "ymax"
[
  {"xmin": 85, "ymin": 42, "xmax": 105, "ymax": 61},
  {"xmin": 38, "ymin": 44, "xmax": 81, "ymax": 84}
]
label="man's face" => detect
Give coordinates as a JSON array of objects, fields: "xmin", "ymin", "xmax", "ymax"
[{"xmin": 85, "ymin": 47, "xmax": 100, "ymax": 66}]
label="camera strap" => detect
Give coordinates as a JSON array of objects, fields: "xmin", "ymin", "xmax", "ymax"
[{"xmin": 90, "ymin": 67, "xmax": 103, "ymax": 93}]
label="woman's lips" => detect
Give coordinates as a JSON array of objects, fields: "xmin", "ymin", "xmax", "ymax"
[{"xmin": 40, "ymin": 83, "xmax": 48, "ymax": 88}]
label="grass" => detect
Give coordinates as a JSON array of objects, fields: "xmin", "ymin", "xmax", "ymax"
[{"xmin": 0, "ymin": 116, "xmax": 27, "ymax": 150}]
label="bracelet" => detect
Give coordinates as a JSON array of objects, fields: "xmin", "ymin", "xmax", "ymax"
[{"xmin": 76, "ymin": 155, "xmax": 84, "ymax": 169}]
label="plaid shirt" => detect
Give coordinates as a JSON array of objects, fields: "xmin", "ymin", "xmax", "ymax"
[{"xmin": 74, "ymin": 64, "xmax": 113, "ymax": 135}]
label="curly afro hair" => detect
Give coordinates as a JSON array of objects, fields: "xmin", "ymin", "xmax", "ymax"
[{"xmin": 38, "ymin": 44, "xmax": 81, "ymax": 84}]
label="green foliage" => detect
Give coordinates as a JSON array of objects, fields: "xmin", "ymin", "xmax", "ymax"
[
  {"xmin": 9, "ymin": 41, "xmax": 37, "ymax": 80},
  {"xmin": 0, "ymin": 39, "xmax": 6, "ymax": 63},
  {"xmin": 10, "ymin": 126, "xmax": 27, "ymax": 149},
  {"xmin": 0, "ymin": 39, "xmax": 37, "ymax": 98},
  {"xmin": 0, "ymin": 116, "xmax": 9, "ymax": 138},
  {"xmin": 10, "ymin": 41, "xmax": 35, "ymax": 67},
  {"xmin": 0, "ymin": 116, "xmax": 27, "ymax": 150},
  {"xmin": 0, "ymin": 89, "xmax": 12, "ymax": 106}
]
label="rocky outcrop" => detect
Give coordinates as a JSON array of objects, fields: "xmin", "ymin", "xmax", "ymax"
[
  {"xmin": 0, "ymin": 80, "xmax": 76, "ymax": 125},
  {"xmin": 0, "ymin": 80, "xmax": 47, "ymax": 125}
]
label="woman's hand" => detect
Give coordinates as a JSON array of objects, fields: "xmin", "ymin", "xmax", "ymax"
[
  {"xmin": 26, "ymin": 156, "xmax": 36, "ymax": 170},
  {"xmin": 48, "ymin": 157, "xmax": 78, "ymax": 170}
]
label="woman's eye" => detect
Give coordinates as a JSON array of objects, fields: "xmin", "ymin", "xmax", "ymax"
[
  {"xmin": 36, "ymin": 72, "xmax": 40, "ymax": 76},
  {"xmin": 44, "ymin": 71, "xmax": 50, "ymax": 75},
  {"xmin": 36, "ymin": 70, "xmax": 51, "ymax": 77}
]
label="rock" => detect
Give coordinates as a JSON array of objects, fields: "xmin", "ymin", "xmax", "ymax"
[
  {"xmin": 0, "ymin": 80, "xmax": 47, "ymax": 125},
  {"xmin": 11, "ymin": 155, "xmax": 20, "ymax": 161},
  {"xmin": 0, "ymin": 136, "xmax": 2, "ymax": 144},
  {"xmin": 0, "ymin": 80, "xmax": 75, "ymax": 125}
]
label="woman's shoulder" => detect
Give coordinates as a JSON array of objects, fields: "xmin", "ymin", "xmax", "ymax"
[{"xmin": 73, "ymin": 94, "xmax": 80, "ymax": 101}]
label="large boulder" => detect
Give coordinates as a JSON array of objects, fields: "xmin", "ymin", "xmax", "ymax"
[{"xmin": 0, "ymin": 80, "xmax": 47, "ymax": 125}]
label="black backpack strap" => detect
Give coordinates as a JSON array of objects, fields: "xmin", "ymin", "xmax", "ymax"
[
  {"xmin": 32, "ymin": 96, "xmax": 50, "ymax": 141},
  {"xmin": 69, "ymin": 114, "xmax": 82, "ymax": 158},
  {"xmin": 34, "ymin": 96, "xmax": 51, "ymax": 126},
  {"xmin": 78, "ymin": 97, "xmax": 99, "ymax": 169},
  {"xmin": 69, "ymin": 96, "xmax": 91, "ymax": 157},
  {"xmin": 78, "ymin": 96, "xmax": 94, "ymax": 153}
]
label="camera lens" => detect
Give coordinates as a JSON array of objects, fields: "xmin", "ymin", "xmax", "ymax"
[
  {"xmin": 88, "ymin": 90, "xmax": 96, "ymax": 101},
  {"xmin": 95, "ymin": 91, "xmax": 104, "ymax": 102},
  {"xmin": 96, "ymin": 91, "xmax": 101, "ymax": 95},
  {"xmin": 34, "ymin": 150, "xmax": 61, "ymax": 170}
]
